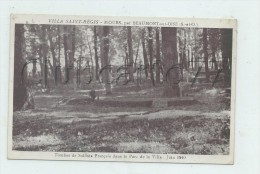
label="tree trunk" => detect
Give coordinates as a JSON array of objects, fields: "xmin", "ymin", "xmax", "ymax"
[
  {"xmin": 37, "ymin": 47, "xmax": 44, "ymax": 78},
  {"xmin": 178, "ymin": 37, "xmax": 184, "ymax": 77},
  {"xmin": 57, "ymin": 26, "xmax": 62, "ymax": 84},
  {"xmin": 101, "ymin": 26, "xmax": 112, "ymax": 95},
  {"xmin": 47, "ymin": 59, "xmax": 55, "ymax": 78},
  {"xmin": 127, "ymin": 26, "xmax": 134, "ymax": 82},
  {"xmin": 46, "ymin": 25, "xmax": 57, "ymax": 80},
  {"xmin": 93, "ymin": 26, "xmax": 99, "ymax": 80},
  {"xmin": 63, "ymin": 26, "xmax": 69, "ymax": 83},
  {"xmin": 41, "ymin": 25, "xmax": 48, "ymax": 88},
  {"xmin": 203, "ymin": 28, "xmax": 209, "ymax": 82},
  {"xmin": 86, "ymin": 36, "xmax": 94, "ymax": 72},
  {"xmin": 194, "ymin": 29, "xmax": 198, "ymax": 70},
  {"xmin": 141, "ymin": 29, "xmax": 149, "ymax": 79},
  {"xmin": 32, "ymin": 58, "xmax": 37, "ymax": 78},
  {"xmin": 134, "ymin": 40, "xmax": 140, "ymax": 71},
  {"xmin": 222, "ymin": 29, "xmax": 232, "ymax": 87},
  {"xmin": 64, "ymin": 26, "xmax": 75, "ymax": 84},
  {"xmin": 155, "ymin": 28, "xmax": 161, "ymax": 83},
  {"xmin": 161, "ymin": 27, "xmax": 180, "ymax": 97},
  {"xmin": 148, "ymin": 27, "xmax": 155, "ymax": 86},
  {"xmin": 13, "ymin": 24, "xmax": 27, "ymax": 111},
  {"xmin": 183, "ymin": 31, "xmax": 187, "ymax": 70},
  {"xmin": 71, "ymin": 26, "xmax": 76, "ymax": 60},
  {"xmin": 100, "ymin": 28, "xmax": 104, "ymax": 78},
  {"xmin": 68, "ymin": 25, "xmax": 76, "ymax": 83},
  {"xmin": 31, "ymin": 38, "xmax": 37, "ymax": 78},
  {"xmin": 187, "ymin": 28, "xmax": 191, "ymax": 70},
  {"xmin": 212, "ymin": 49, "xmax": 218, "ymax": 70},
  {"xmin": 187, "ymin": 48, "xmax": 190, "ymax": 69},
  {"xmin": 124, "ymin": 45, "xmax": 129, "ymax": 80}
]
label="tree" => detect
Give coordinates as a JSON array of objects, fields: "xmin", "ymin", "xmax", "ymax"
[
  {"xmin": 178, "ymin": 29, "xmax": 188, "ymax": 73},
  {"xmin": 148, "ymin": 27, "xmax": 155, "ymax": 86},
  {"xmin": 72, "ymin": 26, "xmax": 76, "ymax": 61},
  {"xmin": 56, "ymin": 26, "xmax": 62, "ymax": 84},
  {"xmin": 183, "ymin": 30, "xmax": 187, "ymax": 71},
  {"xmin": 124, "ymin": 44, "xmax": 129, "ymax": 76},
  {"xmin": 134, "ymin": 39, "xmax": 141, "ymax": 71},
  {"xmin": 193, "ymin": 28, "xmax": 202, "ymax": 70},
  {"xmin": 86, "ymin": 35, "xmax": 94, "ymax": 71},
  {"xmin": 161, "ymin": 27, "xmax": 180, "ymax": 97},
  {"xmin": 63, "ymin": 26, "xmax": 69, "ymax": 83},
  {"xmin": 40, "ymin": 25, "xmax": 49, "ymax": 88},
  {"xmin": 141, "ymin": 29, "xmax": 149, "ymax": 79},
  {"xmin": 93, "ymin": 26, "xmax": 99, "ymax": 80},
  {"xmin": 14, "ymin": 24, "xmax": 27, "ymax": 111},
  {"xmin": 67, "ymin": 26, "xmax": 76, "ymax": 83},
  {"xmin": 155, "ymin": 28, "xmax": 161, "ymax": 83},
  {"xmin": 208, "ymin": 29, "xmax": 221, "ymax": 70},
  {"xmin": 186, "ymin": 28, "xmax": 192, "ymax": 70},
  {"xmin": 221, "ymin": 29, "xmax": 232, "ymax": 87},
  {"xmin": 127, "ymin": 26, "xmax": 134, "ymax": 82},
  {"xmin": 62, "ymin": 25, "xmax": 76, "ymax": 84},
  {"xmin": 27, "ymin": 25, "xmax": 38, "ymax": 78},
  {"xmin": 100, "ymin": 26, "xmax": 112, "ymax": 95},
  {"xmin": 203, "ymin": 28, "xmax": 209, "ymax": 82},
  {"xmin": 46, "ymin": 25, "xmax": 57, "ymax": 80}
]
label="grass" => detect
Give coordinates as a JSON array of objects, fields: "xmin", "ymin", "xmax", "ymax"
[
  {"xmin": 13, "ymin": 110, "xmax": 230, "ymax": 154},
  {"xmin": 12, "ymin": 86, "xmax": 231, "ymax": 155}
]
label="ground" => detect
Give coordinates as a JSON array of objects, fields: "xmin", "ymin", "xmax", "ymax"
[{"xmin": 12, "ymin": 83, "xmax": 230, "ymax": 155}]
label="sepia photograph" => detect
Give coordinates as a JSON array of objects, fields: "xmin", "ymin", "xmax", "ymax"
[{"xmin": 8, "ymin": 15, "xmax": 236, "ymax": 164}]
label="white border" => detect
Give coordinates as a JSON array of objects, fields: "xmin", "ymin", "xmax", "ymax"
[
  {"xmin": 0, "ymin": 1, "xmax": 259, "ymax": 174},
  {"xmin": 8, "ymin": 14, "xmax": 236, "ymax": 164}
]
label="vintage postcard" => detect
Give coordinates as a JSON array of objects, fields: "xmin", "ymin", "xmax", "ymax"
[{"xmin": 8, "ymin": 14, "xmax": 236, "ymax": 164}]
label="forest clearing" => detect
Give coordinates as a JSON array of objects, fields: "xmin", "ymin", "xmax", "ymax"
[
  {"xmin": 12, "ymin": 21, "xmax": 233, "ymax": 155},
  {"xmin": 13, "ymin": 84, "xmax": 230, "ymax": 154}
]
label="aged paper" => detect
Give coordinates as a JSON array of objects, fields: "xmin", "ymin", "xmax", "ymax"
[{"xmin": 8, "ymin": 14, "xmax": 236, "ymax": 164}]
